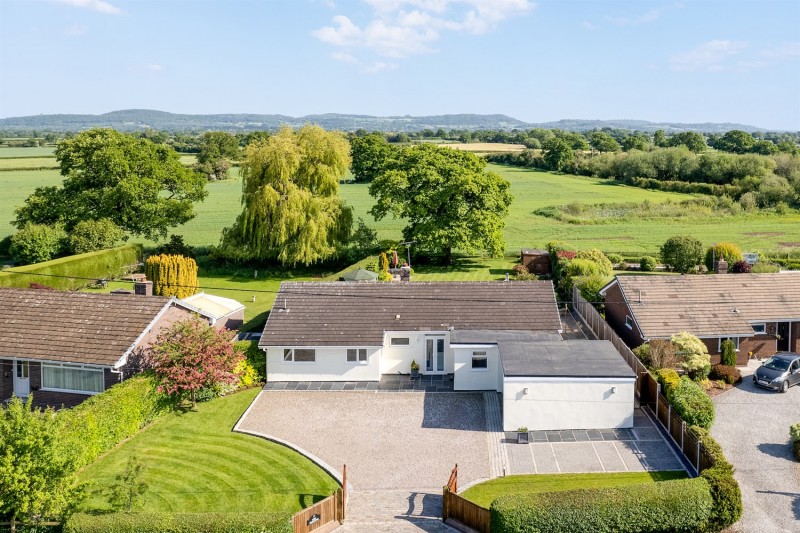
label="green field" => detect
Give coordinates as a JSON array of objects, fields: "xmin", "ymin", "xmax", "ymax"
[
  {"xmin": 460, "ymin": 471, "xmax": 688, "ymax": 508},
  {"xmin": 2, "ymin": 158, "xmax": 799, "ymax": 255},
  {"xmin": 77, "ymin": 388, "xmax": 339, "ymax": 513},
  {"xmin": 0, "ymin": 156, "xmax": 58, "ymax": 170},
  {"xmin": 0, "ymin": 146, "xmax": 56, "ymax": 157}
]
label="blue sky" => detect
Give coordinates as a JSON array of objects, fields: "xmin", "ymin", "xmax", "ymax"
[{"xmin": 1, "ymin": 0, "xmax": 798, "ymax": 130}]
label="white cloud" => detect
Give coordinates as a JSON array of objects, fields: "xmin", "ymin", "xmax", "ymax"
[
  {"xmin": 669, "ymin": 40, "xmax": 748, "ymax": 71},
  {"xmin": 65, "ymin": 23, "xmax": 87, "ymax": 36},
  {"xmin": 147, "ymin": 64, "xmax": 163, "ymax": 72},
  {"xmin": 53, "ymin": 0, "xmax": 122, "ymax": 15},
  {"xmin": 331, "ymin": 52, "xmax": 358, "ymax": 63},
  {"xmin": 606, "ymin": 2, "xmax": 682, "ymax": 26},
  {"xmin": 313, "ymin": 0, "xmax": 534, "ymax": 60},
  {"xmin": 363, "ymin": 61, "xmax": 399, "ymax": 73}
]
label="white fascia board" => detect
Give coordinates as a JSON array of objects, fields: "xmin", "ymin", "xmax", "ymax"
[
  {"xmin": 450, "ymin": 343, "xmax": 497, "ymax": 348},
  {"xmin": 598, "ymin": 277, "xmax": 619, "ymax": 297},
  {"xmin": 504, "ymin": 376, "xmax": 636, "ymax": 384}
]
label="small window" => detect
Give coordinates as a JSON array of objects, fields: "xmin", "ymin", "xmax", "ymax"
[
  {"xmin": 471, "ymin": 351, "xmax": 488, "ymax": 369},
  {"xmin": 347, "ymin": 348, "xmax": 368, "ymax": 363},
  {"xmin": 718, "ymin": 337, "xmax": 740, "ymax": 352},
  {"xmin": 625, "ymin": 316, "xmax": 634, "ymax": 330},
  {"xmin": 283, "ymin": 349, "xmax": 316, "ymax": 362},
  {"xmin": 752, "ymin": 323, "xmax": 766, "ymax": 334},
  {"xmin": 391, "ymin": 337, "xmax": 410, "ymax": 346}
]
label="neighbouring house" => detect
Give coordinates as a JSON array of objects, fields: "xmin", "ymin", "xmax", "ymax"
[
  {"xmin": 600, "ymin": 273, "xmax": 800, "ymax": 365},
  {"xmin": 259, "ymin": 281, "xmax": 636, "ymax": 431},
  {"xmin": 0, "ymin": 287, "xmax": 197, "ymax": 408},
  {"xmin": 179, "ymin": 291, "xmax": 246, "ymax": 331}
]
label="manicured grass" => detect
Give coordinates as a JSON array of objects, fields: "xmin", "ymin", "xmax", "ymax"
[
  {"xmin": 412, "ymin": 256, "xmax": 518, "ymax": 281},
  {"xmin": 460, "ymin": 471, "xmax": 689, "ymax": 508},
  {"xmin": 77, "ymin": 388, "xmax": 340, "ymax": 514}
]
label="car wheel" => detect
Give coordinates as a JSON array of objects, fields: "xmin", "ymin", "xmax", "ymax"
[{"xmin": 781, "ymin": 381, "xmax": 789, "ymax": 393}]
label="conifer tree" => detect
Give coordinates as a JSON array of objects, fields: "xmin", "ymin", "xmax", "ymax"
[{"xmin": 144, "ymin": 254, "xmax": 198, "ymax": 299}]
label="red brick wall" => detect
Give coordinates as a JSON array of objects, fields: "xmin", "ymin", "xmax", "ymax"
[
  {"xmin": 704, "ymin": 329, "xmax": 778, "ymax": 366},
  {"xmin": 0, "ymin": 359, "xmax": 12, "ymax": 401},
  {"xmin": 28, "ymin": 364, "xmax": 119, "ymax": 410},
  {"xmin": 603, "ymin": 283, "xmax": 646, "ymax": 348},
  {"xmin": 792, "ymin": 322, "xmax": 800, "ymax": 353}
]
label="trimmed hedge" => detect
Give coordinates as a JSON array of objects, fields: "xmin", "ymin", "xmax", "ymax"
[
  {"xmin": 671, "ymin": 377, "xmax": 715, "ymax": 429},
  {"xmin": 64, "ymin": 512, "xmax": 292, "ymax": 533},
  {"xmin": 791, "ymin": 423, "xmax": 800, "ymax": 461},
  {"xmin": 690, "ymin": 426, "xmax": 742, "ymax": 531},
  {"xmin": 0, "ymin": 244, "xmax": 142, "ymax": 290},
  {"xmin": 56, "ymin": 374, "xmax": 173, "ymax": 469},
  {"xmin": 490, "ymin": 478, "xmax": 713, "ymax": 533},
  {"xmin": 655, "ymin": 368, "xmax": 680, "ymax": 402}
]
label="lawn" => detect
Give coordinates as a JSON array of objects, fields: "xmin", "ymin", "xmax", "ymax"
[
  {"xmin": 0, "ymin": 146, "xmax": 56, "ymax": 157},
  {"xmin": 460, "ymin": 471, "xmax": 689, "ymax": 508},
  {"xmin": 0, "ymin": 156, "xmax": 58, "ymax": 170},
  {"xmin": 77, "ymin": 388, "xmax": 340, "ymax": 514}
]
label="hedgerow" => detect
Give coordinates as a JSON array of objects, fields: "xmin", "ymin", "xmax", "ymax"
[
  {"xmin": 691, "ymin": 426, "xmax": 742, "ymax": 531},
  {"xmin": 490, "ymin": 478, "xmax": 712, "ymax": 533},
  {"xmin": 671, "ymin": 377, "xmax": 715, "ymax": 429},
  {"xmin": 63, "ymin": 512, "xmax": 292, "ymax": 533}
]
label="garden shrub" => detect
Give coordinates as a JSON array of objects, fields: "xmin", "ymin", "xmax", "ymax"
[
  {"xmin": 671, "ymin": 332, "xmax": 711, "ymax": 380},
  {"xmin": 64, "ymin": 512, "xmax": 292, "ymax": 533},
  {"xmin": 0, "ymin": 244, "xmax": 143, "ymax": 291},
  {"xmin": 710, "ymin": 364, "xmax": 742, "ymax": 385},
  {"xmin": 234, "ymin": 340, "xmax": 265, "ymax": 382},
  {"xmin": 377, "ymin": 271, "xmax": 393, "ymax": 282},
  {"xmin": 751, "ymin": 261, "xmax": 780, "ymax": 273},
  {"xmin": 512, "ymin": 264, "xmax": 529, "ymax": 276},
  {"xmin": 144, "ymin": 254, "xmax": 199, "ymax": 298},
  {"xmin": 704, "ymin": 242, "xmax": 743, "ymax": 271},
  {"xmin": 56, "ymin": 374, "xmax": 173, "ymax": 469},
  {"xmin": 655, "ymin": 368, "xmax": 681, "ymax": 401},
  {"xmin": 575, "ymin": 248, "xmax": 614, "ymax": 276},
  {"xmin": 634, "ymin": 343, "xmax": 651, "ymax": 366},
  {"xmin": 68, "ymin": 218, "xmax": 125, "ymax": 254},
  {"xmin": 729, "ymin": 260, "xmax": 752, "ymax": 273},
  {"xmin": 791, "ymin": 423, "xmax": 800, "ymax": 461},
  {"xmin": 9, "ymin": 223, "xmax": 67, "ymax": 265},
  {"xmin": 157, "ymin": 234, "xmax": 195, "ymax": 258},
  {"xmin": 690, "ymin": 426, "xmax": 732, "ymax": 472},
  {"xmin": 671, "ymin": 377, "xmax": 715, "ymax": 429},
  {"xmin": 573, "ymin": 274, "xmax": 610, "ymax": 304},
  {"xmin": 720, "ymin": 340, "xmax": 737, "ymax": 366},
  {"xmin": 490, "ymin": 478, "xmax": 712, "ymax": 533},
  {"xmin": 606, "ymin": 253, "xmax": 624, "ymax": 266},
  {"xmin": 701, "ymin": 466, "xmax": 743, "ymax": 531},
  {"xmin": 661, "ymin": 235, "xmax": 703, "ymax": 274},
  {"xmin": 639, "ymin": 256, "xmax": 658, "ymax": 272}
]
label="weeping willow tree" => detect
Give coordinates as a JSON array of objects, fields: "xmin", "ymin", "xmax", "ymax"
[{"xmin": 220, "ymin": 125, "xmax": 352, "ymax": 265}]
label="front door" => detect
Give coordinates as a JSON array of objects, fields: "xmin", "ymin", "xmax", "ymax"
[
  {"xmin": 425, "ymin": 337, "xmax": 446, "ymax": 373},
  {"xmin": 777, "ymin": 322, "xmax": 790, "ymax": 352},
  {"xmin": 13, "ymin": 360, "xmax": 30, "ymax": 398}
]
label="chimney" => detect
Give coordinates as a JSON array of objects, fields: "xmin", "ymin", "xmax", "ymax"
[
  {"xmin": 714, "ymin": 259, "xmax": 728, "ymax": 275},
  {"xmin": 134, "ymin": 280, "xmax": 153, "ymax": 296}
]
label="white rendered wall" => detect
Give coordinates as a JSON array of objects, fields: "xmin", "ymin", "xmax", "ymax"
[
  {"xmin": 453, "ymin": 346, "xmax": 500, "ymax": 390},
  {"xmin": 379, "ymin": 331, "xmax": 453, "ymax": 375},
  {"xmin": 265, "ymin": 346, "xmax": 381, "ymax": 382},
  {"xmin": 502, "ymin": 377, "xmax": 635, "ymax": 431}
]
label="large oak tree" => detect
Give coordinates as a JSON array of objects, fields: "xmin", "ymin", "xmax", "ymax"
[{"xmin": 369, "ymin": 144, "xmax": 512, "ymax": 264}]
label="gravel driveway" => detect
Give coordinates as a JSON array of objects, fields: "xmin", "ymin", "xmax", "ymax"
[
  {"xmin": 712, "ymin": 361, "xmax": 800, "ymax": 533},
  {"xmin": 236, "ymin": 391, "xmax": 491, "ymax": 491}
]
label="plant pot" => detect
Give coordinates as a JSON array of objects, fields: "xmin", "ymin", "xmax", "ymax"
[
  {"xmin": 517, "ymin": 431, "xmax": 529, "ymax": 444},
  {"xmin": 410, "ymin": 369, "xmax": 419, "ymax": 379}
]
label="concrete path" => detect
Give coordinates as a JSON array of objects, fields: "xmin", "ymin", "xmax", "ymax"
[{"xmin": 712, "ymin": 360, "xmax": 800, "ymax": 533}]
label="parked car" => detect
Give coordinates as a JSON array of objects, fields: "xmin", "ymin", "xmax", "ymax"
[{"xmin": 753, "ymin": 354, "xmax": 800, "ymax": 392}]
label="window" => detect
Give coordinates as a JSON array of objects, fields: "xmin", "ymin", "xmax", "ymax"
[
  {"xmin": 283, "ymin": 348, "xmax": 316, "ymax": 362},
  {"xmin": 347, "ymin": 348, "xmax": 368, "ymax": 363},
  {"xmin": 390, "ymin": 337, "xmax": 410, "ymax": 346},
  {"xmin": 471, "ymin": 351, "xmax": 488, "ymax": 370},
  {"xmin": 16, "ymin": 361, "xmax": 28, "ymax": 379},
  {"xmin": 752, "ymin": 323, "xmax": 766, "ymax": 334},
  {"xmin": 41, "ymin": 362, "xmax": 104, "ymax": 394},
  {"xmin": 625, "ymin": 315, "xmax": 634, "ymax": 330},
  {"xmin": 718, "ymin": 337, "xmax": 740, "ymax": 352}
]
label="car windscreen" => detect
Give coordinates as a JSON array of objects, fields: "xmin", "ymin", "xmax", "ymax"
[{"xmin": 763, "ymin": 358, "xmax": 790, "ymax": 371}]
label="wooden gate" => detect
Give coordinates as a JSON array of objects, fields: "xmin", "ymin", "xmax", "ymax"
[
  {"xmin": 442, "ymin": 464, "xmax": 491, "ymax": 533},
  {"xmin": 292, "ymin": 465, "xmax": 346, "ymax": 533}
]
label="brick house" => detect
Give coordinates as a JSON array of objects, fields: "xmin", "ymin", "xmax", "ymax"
[
  {"xmin": 0, "ymin": 287, "xmax": 197, "ymax": 408},
  {"xmin": 600, "ymin": 273, "xmax": 800, "ymax": 365}
]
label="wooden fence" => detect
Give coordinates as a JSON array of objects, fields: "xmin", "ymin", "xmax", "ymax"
[
  {"xmin": 442, "ymin": 464, "xmax": 491, "ymax": 533},
  {"xmin": 571, "ymin": 289, "xmax": 717, "ymax": 476},
  {"xmin": 292, "ymin": 465, "xmax": 346, "ymax": 533}
]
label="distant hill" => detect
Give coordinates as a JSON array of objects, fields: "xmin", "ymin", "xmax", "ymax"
[{"xmin": 0, "ymin": 109, "xmax": 768, "ymax": 133}]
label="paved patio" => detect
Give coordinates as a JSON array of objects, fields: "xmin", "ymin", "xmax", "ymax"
[
  {"xmin": 504, "ymin": 407, "xmax": 686, "ymax": 474},
  {"xmin": 264, "ymin": 373, "xmax": 455, "ymax": 392}
]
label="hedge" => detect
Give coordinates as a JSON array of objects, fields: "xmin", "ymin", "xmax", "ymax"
[
  {"xmin": 671, "ymin": 377, "xmax": 715, "ymax": 429},
  {"xmin": 56, "ymin": 374, "xmax": 173, "ymax": 469},
  {"xmin": 690, "ymin": 426, "xmax": 742, "ymax": 531},
  {"xmin": 490, "ymin": 478, "xmax": 713, "ymax": 533},
  {"xmin": 0, "ymin": 244, "xmax": 143, "ymax": 291},
  {"xmin": 654, "ymin": 368, "xmax": 680, "ymax": 402},
  {"xmin": 64, "ymin": 512, "xmax": 292, "ymax": 533},
  {"xmin": 791, "ymin": 423, "xmax": 800, "ymax": 461}
]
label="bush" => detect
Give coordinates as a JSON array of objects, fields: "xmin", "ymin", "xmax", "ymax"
[
  {"xmin": 158, "ymin": 234, "xmax": 194, "ymax": 258},
  {"xmin": 739, "ymin": 191, "xmax": 758, "ymax": 210},
  {"xmin": 607, "ymin": 253, "xmax": 624, "ymax": 266},
  {"xmin": 64, "ymin": 512, "xmax": 292, "ymax": 533},
  {"xmin": 490, "ymin": 478, "xmax": 713, "ymax": 533},
  {"xmin": 661, "ymin": 235, "xmax": 703, "ymax": 273},
  {"xmin": 690, "ymin": 426, "xmax": 732, "ymax": 471},
  {"xmin": 573, "ymin": 274, "xmax": 610, "ymax": 304},
  {"xmin": 710, "ymin": 364, "xmax": 742, "ymax": 385},
  {"xmin": 720, "ymin": 340, "xmax": 737, "ymax": 366},
  {"xmin": 791, "ymin": 423, "xmax": 800, "ymax": 461},
  {"xmin": 512, "ymin": 264, "xmax": 529, "ymax": 276},
  {"xmin": 144, "ymin": 254, "xmax": 199, "ymax": 298},
  {"xmin": 704, "ymin": 242, "xmax": 743, "ymax": 271},
  {"xmin": 751, "ymin": 261, "xmax": 780, "ymax": 273},
  {"xmin": 55, "ymin": 374, "xmax": 172, "ymax": 469},
  {"xmin": 671, "ymin": 377, "xmax": 715, "ymax": 429},
  {"xmin": 377, "ymin": 271, "xmax": 393, "ymax": 282},
  {"xmin": 672, "ymin": 332, "xmax": 711, "ymax": 380},
  {"xmin": 0, "ymin": 244, "xmax": 143, "ymax": 291},
  {"xmin": 575, "ymin": 248, "xmax": 614, "ymax": 276},
  {"xmin": 69, "ymin": 218, "xmax": 125, "ymax": 254},
  {"xmin": 729, "ymin": 260, "xmax": 752, "ymax": 273},
  {"xmin": 234, "ymin": 340, "xmax": 265, "ymax": 382},
  {"xmin": 655, "ymin": 368, "xmax": 681, "ymax": 402},
  {"xmin": 701, "ymin": 466, "xmax": 743, "ymax": 531},
  {"xmin": 639, "ymin": 256, "xmax": 658, "ymax": 272},
  {"xmin": 9, "ymin": 223, "xmax": 67, "ymax": 264}
]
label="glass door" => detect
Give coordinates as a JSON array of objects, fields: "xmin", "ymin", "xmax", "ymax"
[{"xmin": 425, "ymin": 337, "xmax": 446, "ymax": 373}]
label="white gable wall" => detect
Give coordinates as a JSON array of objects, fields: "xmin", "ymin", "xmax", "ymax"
[{"xmin": 452, "ymin": 345, "xmax": 501, "ymax": 391}]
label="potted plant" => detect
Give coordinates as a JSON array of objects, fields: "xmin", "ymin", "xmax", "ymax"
[
  {"xmin": 517, "ymin": 426, "xmax": 529, "ymax": 444},
  {"xmin": 410, "ymin": 359, "xmax": 420, "ymax": 379}
]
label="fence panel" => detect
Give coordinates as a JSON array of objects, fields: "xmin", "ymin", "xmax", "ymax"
[
  {"xmin": 443, "ymin": 491, "xmax": 491, "ymax": 533},
  {"xmin": 293, "ymin": 493, "xmax": 338, "ymax": 533}
]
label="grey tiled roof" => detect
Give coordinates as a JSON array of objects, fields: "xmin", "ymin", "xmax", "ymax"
[
  {"xmin": 609, "ymin": 273, "xmax": 800, "ymax": 338},
  {"xmin": 260, "ymin": 281, "xmax": 562, "ymax": 346},
  {"xmin": 0, "ymin": 288, "xmax": 172, "ymax": 366}
]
